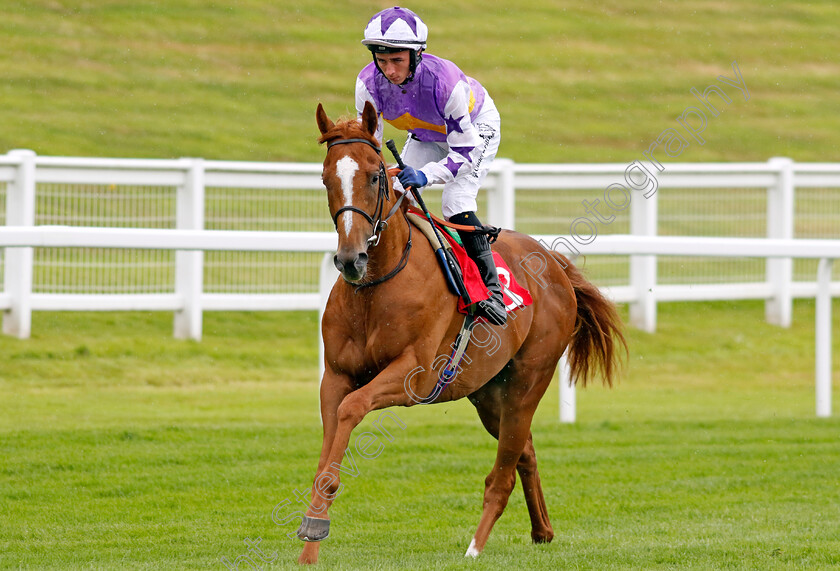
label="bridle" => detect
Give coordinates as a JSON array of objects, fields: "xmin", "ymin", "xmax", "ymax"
[
  {"xmin": 326, "ymin": 137, "xmax": 412, "ymax": 289},
  {"xmin": 327, "ymin": 137, "xmax": 405, "ymax": 247}
]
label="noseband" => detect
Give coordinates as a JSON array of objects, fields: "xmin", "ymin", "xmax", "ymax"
[{"xmin": 327, "ymin": 138, "xmax": 403, "ymax": 247}]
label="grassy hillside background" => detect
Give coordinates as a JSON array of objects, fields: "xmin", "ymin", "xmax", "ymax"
[
  {"xmin": 3, "ymin": 2, "xmax": 840, "ymax": 569},
  {"xmin": 2, "ymin": 0, "xmax": 838, "ymax": 163}
]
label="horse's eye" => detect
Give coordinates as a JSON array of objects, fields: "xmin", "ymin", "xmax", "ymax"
[{"xmin": 371, "ymin": 175, "xmax": 379, "ymax": 185}]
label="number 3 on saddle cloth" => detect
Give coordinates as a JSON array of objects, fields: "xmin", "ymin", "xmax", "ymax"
[{"xmin": 446, "ymin": 234, "xmax": 533, "ymax": 317}]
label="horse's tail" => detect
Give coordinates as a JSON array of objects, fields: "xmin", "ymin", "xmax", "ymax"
[{"xmin": 563, "ymin": 262, "xmax": 627, "ymax": 387}]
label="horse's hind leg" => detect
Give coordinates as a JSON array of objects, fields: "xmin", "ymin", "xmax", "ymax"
[
  {"xmin": 469, "ymin": 382, "xmax": 554, "ymax": 547},
  {"xmin": 468, "ymin": 399, "xmax": 538, "ymax": 556},
  {"xmin": 466, "ymin": 365, "xmax": 555, "ymax": 556},
  {"xmin": 518, "ymin": 436, "xmax": 554, "ymax": 543}
]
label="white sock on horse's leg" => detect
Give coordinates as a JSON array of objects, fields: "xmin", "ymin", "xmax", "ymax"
[{"xmin": 465, "ymin": 537, "xmax": 480, "ymax": 558}]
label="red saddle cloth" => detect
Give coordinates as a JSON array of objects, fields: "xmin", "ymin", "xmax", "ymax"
[{"xmin": 437, "ymin": 228, "xmax": 533, "ymax": 316}]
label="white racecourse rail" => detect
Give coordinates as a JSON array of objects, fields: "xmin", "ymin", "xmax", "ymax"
[{"xmin": 1, "ymin": 150, "xmax": 838, "ymax": 419}]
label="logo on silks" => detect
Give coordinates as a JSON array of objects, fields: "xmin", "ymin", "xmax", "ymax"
[
  {"xmin": 477, "ymin": 123, "xmax": 496, "ymax": 142},
  {"xmin": 468, "ymin": 123, "xmax": 496, "ymax": 180}
]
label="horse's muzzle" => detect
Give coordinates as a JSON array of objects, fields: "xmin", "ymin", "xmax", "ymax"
[{"xmin": 334, "ymin": 250, "xmax": 368, "ymax": 282}]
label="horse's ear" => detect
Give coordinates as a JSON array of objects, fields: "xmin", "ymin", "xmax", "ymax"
[
  {"xmin": 316, "ymin": 103, "xmax": 334, "ymax": 136},
  {"xmin": 361, "ymin": 101, "xmax": 378, "ymax": 137}
]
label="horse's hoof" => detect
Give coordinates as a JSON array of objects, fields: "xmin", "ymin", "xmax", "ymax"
[
  {"xmin": 531, "ymin": 529, "xmax": 554, "ymax": 544},
  {"xmin": 465, "ymin": 537, "xmax": 481, "ymax": 558},
  {"xmin": 296, "ymin": 515, "xmax": 330, "ymax": 542}
]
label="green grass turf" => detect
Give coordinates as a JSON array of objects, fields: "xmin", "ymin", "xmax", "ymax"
[
  {"xmin": 1, "ymin": 300, "xmax": 839, "ymax": 569},
  {"xmin": 1, "ymin": 1, "xmax": 838, "ymax": 163},
  {"xmin": 2, "ymin": 1, "xmax": 840, "ymax": 568}
]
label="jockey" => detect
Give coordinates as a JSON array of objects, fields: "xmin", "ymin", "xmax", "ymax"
[{"xmin": 355, "ymin": 6, "xmax": 507, "ymax": 326}]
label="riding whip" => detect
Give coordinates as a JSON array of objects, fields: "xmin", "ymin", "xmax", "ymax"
[{"xmin": 385, "ymin": 139, "xmax": 470, "ymax": 304}]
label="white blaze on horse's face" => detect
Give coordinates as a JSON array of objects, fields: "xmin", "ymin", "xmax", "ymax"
[{"xmin": 335, "ymin": 155, "xmax": 359, "ymax": 237}]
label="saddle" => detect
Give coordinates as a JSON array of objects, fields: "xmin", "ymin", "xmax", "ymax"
[
  {"xmin": 405, "ymin": 209, "xmax": 533, "ymax": 402},
  {"xmin": 404, "ymin": 208, "xmax": 532, "ymax": 316}
]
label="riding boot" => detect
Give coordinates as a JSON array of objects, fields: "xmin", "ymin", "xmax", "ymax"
[{"xmin": 454, "ymin": 212, "xmax": 507, "ymax": 326}]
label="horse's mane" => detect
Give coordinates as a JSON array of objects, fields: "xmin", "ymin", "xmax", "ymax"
[{"xmin": 318, "ymin": 116, "xmax": 378, "ymax": 148}]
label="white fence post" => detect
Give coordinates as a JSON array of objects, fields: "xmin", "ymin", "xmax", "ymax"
[
  {"xmin": 816, "ymin": 258, "xmax": 833, "ymax": 418},
  {"xmin": 629, "ymin": 187, "xmax": 658, "ymax": 332},
  {"xmin": 487, "ymin": 158, "xmax": 515, "ymax": 229},
  {"xmin": 173, "ymin": 159, "xmax": 205, "ymax": 340},
  {"xmin": 766, "ymin": 157, "xmax": 794, "ymax": 327},
  {"xmin": 3, "ymin": 150, "xmax": 36, "ymax": 338},
  {"xmin": 558, "ymin": 354, "xmax": 576, "ymax": 423}
]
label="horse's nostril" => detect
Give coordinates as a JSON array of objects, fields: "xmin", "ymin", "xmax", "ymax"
[
  {"xmin": 355, "ymin": 252, "xmax": 368, "ymax": 270},
  {"xmin": 334, "ymin": 250, "xmax": 367, "ymax": 282}
]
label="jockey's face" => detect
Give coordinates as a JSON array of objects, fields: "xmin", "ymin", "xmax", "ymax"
[{"xmin": 375, "ymin": 51, "xmax": 411, "ymax": 85}]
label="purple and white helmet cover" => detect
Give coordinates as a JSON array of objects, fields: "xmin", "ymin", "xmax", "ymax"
[{"xmin": 362, "ymin": 6, "xmax": 428, "ymax": 50}]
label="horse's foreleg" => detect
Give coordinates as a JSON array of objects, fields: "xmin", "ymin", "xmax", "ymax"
[
  {"xmin": 297, "ymin": 373, "xmax": 354, "ymax": 565},
  {"xmin": 297, "ymin": 367, "xmax": 414, "ymax": 565},
  {"xmin": 314, "ymin": 374, "xmax": 355, "ymax": 473}
]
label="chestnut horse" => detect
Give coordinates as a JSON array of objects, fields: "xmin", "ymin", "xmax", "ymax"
[{"xmin": 297, "ymin": 101, "xmax": 626, "ymax": 564}]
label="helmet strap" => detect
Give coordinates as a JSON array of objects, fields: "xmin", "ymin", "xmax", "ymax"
[{"xmin": 409, "ymin": 49, "xmax": 423, "ymax": 75}]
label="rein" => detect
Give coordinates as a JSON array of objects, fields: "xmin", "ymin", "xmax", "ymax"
[
  {"xmin": 426, "ymin": 213, "xmax": 501, "ymax": 243},
  {"xmin": 384, "ymin": 167, "xmax": 500, "ymax": 242},
  {"xmin": 326, "ymin": 137, "xmax": 412, "ymax": 289}
]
